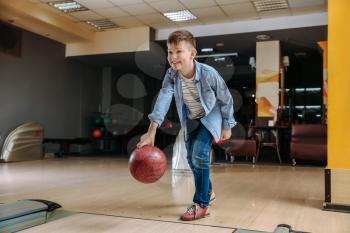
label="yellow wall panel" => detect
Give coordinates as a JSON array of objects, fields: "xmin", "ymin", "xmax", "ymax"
[{"xmin": 328, "ymin": 0, "xmax": 350, "ymax": 169}]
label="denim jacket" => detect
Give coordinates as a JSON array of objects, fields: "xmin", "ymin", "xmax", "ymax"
[{"xmin": 148, "ymin": 60, "xmax": 237, "ymax": 141}]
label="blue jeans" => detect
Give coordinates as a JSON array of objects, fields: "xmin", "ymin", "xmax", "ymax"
[{"xmin": 185, "ymin": 119, "xmax": 213, "ymax": 208}]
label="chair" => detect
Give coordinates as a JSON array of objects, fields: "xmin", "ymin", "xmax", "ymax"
[
  {"xmin": 222, "ymin": 124, "xmax": 258, "ymax": 163},
  {"xmin": 256, "ymin": 128, "xmax": 282, "ymax": 163},
  {"xmin": 290, "ymin": 124, "xmax": 327, "ymax": 165},
  {"xmin": 254, "ymin": 117, "xmax": 282, "ymax": 163}
]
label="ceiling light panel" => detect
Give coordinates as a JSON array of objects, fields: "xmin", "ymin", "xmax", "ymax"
[
  {"xmin": 86, "ymin": 19, "xmax": 119, "ymax": 30},
  {"xmin": 164, "ymin": 10, "xmax": 197, "ymax": 22},
  {"xmin": 48, "ymin": 1, "xmax": 88, "ymax": 13},
  {"xmin": 251, "ymin": 0, "xmax": 289, "ymax": 12}
]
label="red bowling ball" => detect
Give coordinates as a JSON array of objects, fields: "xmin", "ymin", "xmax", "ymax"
[
  {"xmin": 129, "ymin": 145, "xmax": 167, "ymax": 184},
  {"xmin": 92, "ymin": 129, "xmax": 103, "ymax": 138}
]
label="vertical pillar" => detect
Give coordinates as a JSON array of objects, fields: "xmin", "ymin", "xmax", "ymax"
[{"xmin": 324, "ymin": 0, "xmax": 350, "ymax": 212}]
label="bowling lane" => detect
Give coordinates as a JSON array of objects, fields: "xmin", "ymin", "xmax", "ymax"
[{"xmin": 1, "ymin": 157, "xmax": 350, "ymax": 233}]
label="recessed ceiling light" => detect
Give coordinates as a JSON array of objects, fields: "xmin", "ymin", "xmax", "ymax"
[
  {"xmin": 256, "ymin": 34, "xmax": 271, "ymax": 40},
  {"xmin": 48, "ymin": 1, "xmax": 88, "ymax": 13},
  {"xmin": 251, "ymin": 0, "xmax": 288, "ymax": 12},
  {"xmin": 48, "ymin": 1, "xmax": 87, "ymax": 13},
  {"xmin": 201, "ymin": 48, "xmax": 214, "ymax": 52},
  {"xmin": 216, "ymin": 42, "xmax": 224, "ymax": 47},
  {"xmin": 86, "ymin": 20, "xmax": 119, "ymax": 30},
  {"xmin": 163, "ymin": 10, "xmax": 197, "ymax": 22}
]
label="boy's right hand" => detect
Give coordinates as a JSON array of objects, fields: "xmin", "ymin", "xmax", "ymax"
[{"xmin": 136, "ymin": 132, "xmax": 155, "ymax": 148}]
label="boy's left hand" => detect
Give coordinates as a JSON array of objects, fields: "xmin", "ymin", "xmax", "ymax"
[{"xmin": 220, "ymin": 128, "xmax": 232, "ymax": 141}]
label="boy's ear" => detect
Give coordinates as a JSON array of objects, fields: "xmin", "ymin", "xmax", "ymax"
[{"xmin": 191, "ymin": 47, "xmax": 197, "ymax": 59}]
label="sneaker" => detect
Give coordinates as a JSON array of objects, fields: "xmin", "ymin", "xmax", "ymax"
[
  {"xmin": 209, "ymin": 191, "xmax": 216, "ymax": 205},
  {"xmin": 180, "ymin": 203, "xmax": 209, "ymax": 221}
]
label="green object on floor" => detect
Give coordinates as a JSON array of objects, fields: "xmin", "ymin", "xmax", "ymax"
[
  {"xmin": 234, "ymin": 230, "xmax": 268, "ymax": 233},
  {"xmin": 0, "ymin": 200, "xmax": 48, "ymax": 233},
  {"xmin": 234, "ymin": 224, "xmax": 308, "ymax": 233},
  {"xmin": 0, "ymin": 199, "xmax": 62, "ymax": 233}
]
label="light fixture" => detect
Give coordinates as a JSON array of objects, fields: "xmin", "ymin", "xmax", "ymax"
[
  {"xmin": 201, "ymin": 48, "xmax": 213, "ymax": 52},
  {"xmin": 251, "ymin": 0, "xmax": 288, "ymax": 12},
  {"xmin": 293, "ymin": 87, "xmax": 322, "ymax": 93},
  {"xmin": 295, "ymin": 88, "xmax": 305, "ymax": 93},
  {"xmin": 48, "ymin": 1, "xmax": 87, "ymax": 13},
  {"xmin": 249, "ymin": 57, "xmax": 256, "ymax": 70},
  {"xmin": 214, "ymin": 57, "xmax": 225, "ymax": 62},
  {"xmin": 86, "ymin": 19, "xmax": 119, "ymax": 30},
  {"xmin": 196, "ymin": 52, "xmax": 238, "ymax": 58},
  {"xmin": 305, "ymin": 105, "xmax": 321, "ymax": 109},
  {"xmin": 295, "ymin": 105, "xmax": 321, "ymax": 109},
  {"xmin": 216, "ymin": 42, "xmax": 224, "ymax": 47},
  {"xmin": 306, "ymin": 88, "xmax": 321, "ymax": 92},
  {"xmin": 256, "ymin": 34, "xmax": 271, "ymax": 41},
  {"xmin": 282, "ymin": 56, "xmax": 290, "ymax": 70},
  {"xmin": 164, "ymin": 10, "xmax": 197, "ymax": 22}
]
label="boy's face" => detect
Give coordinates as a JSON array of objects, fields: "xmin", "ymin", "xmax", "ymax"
[{"xmin": 167, "ymin": 40, "xmax": 196, "ymax": 72}]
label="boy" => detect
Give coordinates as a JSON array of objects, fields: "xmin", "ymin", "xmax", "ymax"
[{"xmin": 137, "ymin": 30, "xmax": 236, "ymax": 221}]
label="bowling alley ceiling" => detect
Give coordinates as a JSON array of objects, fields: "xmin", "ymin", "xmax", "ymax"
[{"xmin": 0, "ymin": 0, "xmax": 327, "ymax": 44}]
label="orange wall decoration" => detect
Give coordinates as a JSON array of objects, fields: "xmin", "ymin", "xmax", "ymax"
[{"xmin": 256, "ymin": 41, "xmax": 280, "ymax": 118}]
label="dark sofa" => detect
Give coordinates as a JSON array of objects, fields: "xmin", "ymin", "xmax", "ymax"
[{"xmin": 290, "ymin": 124, "xmax": 327, "ymax": 165}]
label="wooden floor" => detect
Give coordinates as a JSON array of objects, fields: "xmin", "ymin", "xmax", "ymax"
[
  {"xmin": 21, "ymin": 213, "xmax": 234, "ymax": 233},
  {"xmin": 1, "ymin": 157, "xmax": 350, "ymax": 233}
]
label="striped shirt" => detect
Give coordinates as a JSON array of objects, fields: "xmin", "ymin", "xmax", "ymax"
[{"xmin": 180, "ymin": 74, "xmax": 205, "ymax": 119}]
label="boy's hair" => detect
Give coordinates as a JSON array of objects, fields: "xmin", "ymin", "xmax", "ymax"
[{"xmin": 167, "ymin": 30, "xmax": 196, "ymax": 49}]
